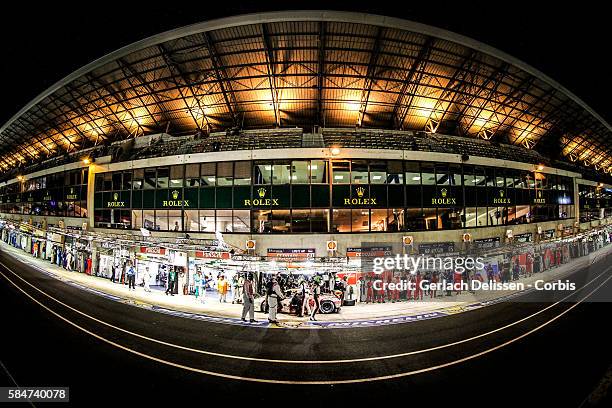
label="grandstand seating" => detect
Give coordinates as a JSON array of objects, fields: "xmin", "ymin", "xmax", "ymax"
[{"xmin": 3, "ymin": 127, "xmax": 609, "ymax": 185}]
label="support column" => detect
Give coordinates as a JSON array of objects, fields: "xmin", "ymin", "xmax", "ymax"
[
  {"xmin": 573, "ymin": 177, "xmax": 581, "ymax": 232},
  {"xmin": 87, "ymin": 164, "xmax": 96, "ymax": 230}
]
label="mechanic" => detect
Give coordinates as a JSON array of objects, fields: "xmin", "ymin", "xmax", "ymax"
[{"xmin": 267, "ymin": 274, "xmax": 285, "ymax": 324}]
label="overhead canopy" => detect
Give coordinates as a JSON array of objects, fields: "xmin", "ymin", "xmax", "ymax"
[{"xmin": 1, "ymin": 11, "xmax": 610, "ymax": 174}]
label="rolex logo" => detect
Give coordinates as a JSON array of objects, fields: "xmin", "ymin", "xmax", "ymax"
[
  {"xmin": 172, "ymin": 190, "xmax": 180, "ymax": 200},
  {"xmin": 356, "ymin": 186, "xmax": 365, "ymax": 198},
  {"xmin": 500, "ymin": 190, "xmax": 504, "ymax": 198},
  {"xmin": 431, "ymin": 188, "xmax": 456, "ymax": 205},
  {"xmin": 113, "ymin": 192, "xmax": 119, "ymax": 201},
  {"xmin": 245, "ymin": 187, "xmax": 278, "ymax": 206}
]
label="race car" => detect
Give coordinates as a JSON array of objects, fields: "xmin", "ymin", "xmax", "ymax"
[{"xmin": 255, "ymin": 288, "xmax": 342, "ymax": 315}]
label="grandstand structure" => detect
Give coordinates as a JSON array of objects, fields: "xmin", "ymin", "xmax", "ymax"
[{"xmin": 0, "ymin": 11, "xmax": 610, "ymax": 256}]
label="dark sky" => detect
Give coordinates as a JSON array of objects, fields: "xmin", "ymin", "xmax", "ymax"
[{"xmin": 1, "ymin": 1, "xmax": 609, "ymax": 125}]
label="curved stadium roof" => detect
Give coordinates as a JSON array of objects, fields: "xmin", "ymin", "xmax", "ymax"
[{"xmin": 1, "ymin": 11, "xmax": 611, "ymax": 174}]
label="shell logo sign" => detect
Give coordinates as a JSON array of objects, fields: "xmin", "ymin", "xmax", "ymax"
[
  {"xmin": 245, "ymin": 239, "xmax": 256, "ymax": 250},
  {"xmin": 326, "ymin": 240, "xmax": 337, "ymax": 252},
  {"xmin": 402, "ymin": 236, "xmax": 413, "ymax": 246},
  {"xmin": 462, "ymin": 233, "xmax": 472, "ymax": 242}
]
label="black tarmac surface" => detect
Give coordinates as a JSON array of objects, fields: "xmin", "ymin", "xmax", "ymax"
[{"xmin": 1, "ymin": 248, "xmax": 612, "ymax": 406}]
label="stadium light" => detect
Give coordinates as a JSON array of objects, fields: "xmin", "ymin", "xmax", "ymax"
[
  {"xmin": 17, "ymin": 175, "xmax": 24, "ymax": 181},
  {"xmin": 536, "ymin": 164, "xmax": 544, "ymax": 171},
  {"xmin": 82, "ymin": 158, "xmax": 91, "ymax": 165},
  {"xmin": 330, "ymin": 147, "xmax": 341, "ymax": 156}
]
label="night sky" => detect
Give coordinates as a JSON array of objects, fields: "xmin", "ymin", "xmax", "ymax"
[{"xmin": 1, "ymin": 1, "xmax": 609, "ymax": 126}]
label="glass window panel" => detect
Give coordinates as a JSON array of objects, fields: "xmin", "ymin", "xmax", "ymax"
[
  {"xmin": 515, "ymin": 205, "xmax": 531, "ymax": 223},
  {"xmin": 217, "ymin": 162, "xmax": 233, "ymax": 186},
  {"xmin": 292, "ymin": 185, "xmax": 310, "ymax": 207},
  {"xmin": 291, "ymin": 161, "xmax": 310, "ymax": 184},
  {"xmin": 234, "ymin": 161, "xmax": 251, "ymax": 185},
  {"xmin": 310, "ymin": 160, "xmax": 328, "ymax": 184},
  {"xmin": 143, "ymin": 210, "xmax": 155, "ymax": 230},
  {"xmin": 405, "ymin": 162, "xmax": 421, "ymax": 185},
  {"xmin": 421, "ymin": 164, "xmax": 436, "ymax": 185},
  {"xmin": 352, "ymin": 209, "xmax": 370, "ymax": 232},
  {"xmin": 272, "ymin": 162, "xmax": 291, "ymax": 184},
  {"xmin": 387, "ymin": 161, "xmax": 404, "ymax": 184},
  {"xmin": 474, "ymin": 167, "xmax": 486, "ymax": 186},
  {"xmin": 254, "ymin": 162, "xmax": 272, "ymax": 184},
  {"xmin": 311, "ymin": 209, "xmax": 329, "ymax": 232},
  {"xmin": 271, "ymin": 210, "xmax": 291, "ymax": 232},
  {"xmin": 201, "ymin": 163, "xmax": 216, "ymax": 186},
  {"xmin": 505, "ymin": 175, "xmax": 516, "ymax": 188},
  {"xmin": 449, "ymin": 164, "xmax": 461, "ymax": 186},
  {"xmin": 423, "ymin": 208, "xmax": 438, "ymax": 230},
  {"xmin": 291, "ymin": 209, "xmax": 311, "ymax": 233},
  {"xmin": 387, "ymin": 208, "xmax": 405, "ymax": 232},
  {"xmin": 485, "ymin": 168, "xmax": 495, "ymax": 187},
  {"xmin": 169, "ymin": 165, "xmax": 184, "ymax": 188},
  {"xmin": 216, "ymin": 209, "xmax": 233, "ymax": 232},
  {"xmin": 435, "ymin": 164, "xmax": 449, "ymax": 185},
  {"xmin": 95, "ymin": 174, "xmax": 104, "ymax": 191},
  {"xmin": 370, "ymin": 209, "xmax": 388, "ymax": 231},
  {"xmin": 332, "ymin": 161, "xmax": 350, "ymax": 184},
  {"xmin": 464, "ymin": 207, "xmax": 477, "ymax": 228},
  {"xmin": 184, "ymin": 210, "xmax": 199, "ymax": 232},
  {"xmin": 156, "ymin": 168, "xmax": 169, "ymax": 189},
  {"xmin": 103, "ymin": 173, "xmax": 113, "ymax": 190},
  {"xmin": 143, "ymin": 169, "xmax": 156, "ymax": 189},
  {"xmin": 351, "ymin": 160, "xmax": 368, "ymax": 184},
  {"xmin": 123, "ymin": 171, "xmax": 132, "ymax": 190},
  {"xmin": 156, "ymin": 210, "xmax": 169, "ymax": 231},
  {"xmin": 252, "ymin": 209, "xmax": 272, "ymax": 233},
  {"xmin": 495, "ymin": 174, "xmax": 505, "ymax": 188},
  {"xmin": 331, "ymin": 209, "xmax": 351, "ymax": 233},
  {"xmin": 168, "ymin": 210, "xmax": 182, "ymax": 231},
  {"xmin": 369, "ymin": 161, "xmax": 387, "ymax": 184},
  {"xmin": 185, "ymin": 164, "xmax": 199, "ymax": 179},
  {"xmin": 440, "ymin": 208, "xmax": 462, "ymax": 229},
  {"xmin": 199, "ymin": 210, "xmax": 215, "ymax": 232},
  {"xmin": 487, "ymin": 207, "xmax": 501, "ymax": 226},
  {"xmin": 133, "ymin": 169, "xmax": 143, "ymax": 190},
  {"xmin": 232, "ymin": 210, "xmax": 251, "ymax": 232},
  {"xmin": 311, "ymin": 185, "xmax": 330, "ymax": 207}
]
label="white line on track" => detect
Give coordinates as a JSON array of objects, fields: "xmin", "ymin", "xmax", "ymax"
[
  {"xmin": 2, "ymin": 263, "xmax": 611, "ymax": 384},
  {"xmin": 1, "ymin": 258, "xmax": 611, "ymax": 366}
]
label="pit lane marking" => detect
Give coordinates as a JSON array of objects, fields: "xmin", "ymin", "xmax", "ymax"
[
  {"xmin": 2, "ymin": 264, "xmax": 610, "ymax": 384},
  {"xmin": 1, "ymin": 259, "xmax": 610, "ymax": 365}
]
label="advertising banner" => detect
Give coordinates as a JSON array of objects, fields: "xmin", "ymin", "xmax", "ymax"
[{"xmin": 267, "ymin": 248, "xmax": 315, "ymax": 260}]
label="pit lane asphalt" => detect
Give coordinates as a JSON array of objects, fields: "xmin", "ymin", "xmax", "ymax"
[{"xmin": 1, "ymin": 248, "xmax": 612, "ymax": 405}]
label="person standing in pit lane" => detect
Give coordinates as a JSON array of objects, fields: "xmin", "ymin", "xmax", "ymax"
[
  {"xmin": 166, "ymin": 268, "xmax": 176, "ymax": 296},
  {"xmin": 310, "ymin": 276, "xmax": 322, "ymax": 321},
  {"xmin": 241, "ymin": 273, "xmax": 257, "ymax": 323},
  {"xmin": 267, "ymin": 275, "xmax": 284, "ymax": 324},
  {"xmin": 193, "ymin": 270, "xmax": 202, "ymax": 301},
  {"xmin": 217, "ymin": 275, "xmax": 229, "ymax": 303},
  {"xmin": 126, "ymin": 262, "xmax": 136, "ymax": 291},
  {"xmin": 366, "ymin": 276, "xmax": 374, "ymax": 303},
  {"xmin": 142, "ymin": 266, "xmax": 151, "ymax": 292},
  {"xmin": 298, "ymin": 277, "xmax": 311, "ymax": 318}
]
